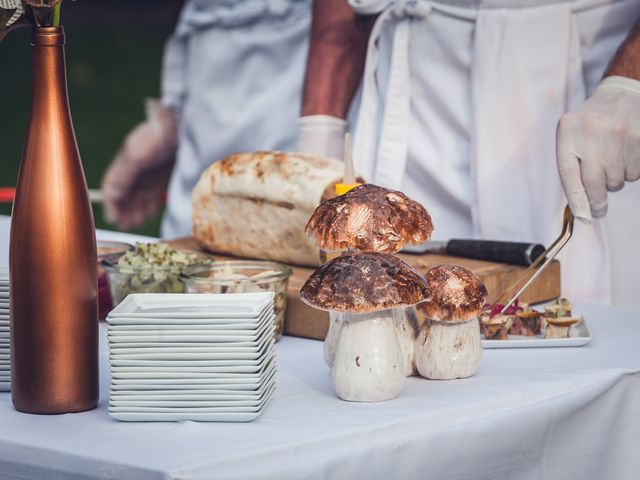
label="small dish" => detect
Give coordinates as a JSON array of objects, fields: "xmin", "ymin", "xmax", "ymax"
[{"xmin": 108, "ymin": 293, "xmax": 273, "ymax": 319}]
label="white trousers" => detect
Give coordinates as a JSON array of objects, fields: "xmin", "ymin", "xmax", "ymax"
[{"xmin": 160, "ymin": 0, "xmax": 311, "ymax": 239}]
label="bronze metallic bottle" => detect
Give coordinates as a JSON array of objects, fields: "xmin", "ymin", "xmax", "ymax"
[{"xmin": 10, "ymin": 26, "xmax": 98, "ymax": 414}]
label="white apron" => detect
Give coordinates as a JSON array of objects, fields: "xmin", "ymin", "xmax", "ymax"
[
  {"xmin": 160, "ymin": 0, "xmax": 311, "ymax": 238},
  {"xmin": 349, "ymin": 0, "xmax": 640, "ymax": 302}
]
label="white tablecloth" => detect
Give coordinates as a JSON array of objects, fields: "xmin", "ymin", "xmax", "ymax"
[{"xmin": 1, "ymin": 219, "xmax": 639, "ymax": 480}]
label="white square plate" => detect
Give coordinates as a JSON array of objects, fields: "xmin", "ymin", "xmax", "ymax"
[
  {"xmin": 108, "ymin": 293, "xmax": 274, "ymax": 319},
  {"xmin": 108, "ymin": 386, "xmax": 275, "ymax": 414},
  {"xmin": 108, "ymin": 322, "xmax": 261, "ymax": 332},
  {"xmin": 108, "ymin": 410, "xmax": 263, "ymax": 422},
  {"xmin": 107, "ymin": 319, "xmax": 274, "ymax": 345},
  {"xmin": 111, "ymin": 338, "xmax": 273, "ymax": 361},
  {"xmin": 110, "ymin": 382, "xmax": 275, "ymax": 408},
  {"xmin": 111, "ymin": 362, "xmax": 275, "ymax": 389},
  {"xmin": 110, "ymin": 359, "xmax": 274, "ymax": 376},
  {"xmin": 107, "ymin": 311, "xmax": 274, "ymax": 337},
  {"xmin": 110, "ymin": 345, "xmax": 274, "ymax": 367},
  {"xmin": 482, "ymin": 316, "xmax": 591, "ymax": 349},
  {"xmin": 111, "ymin": 371, "xmax": 276, "ymax": 399}
]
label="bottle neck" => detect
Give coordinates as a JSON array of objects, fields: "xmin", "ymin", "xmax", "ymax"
[{"xmin": 30, "ymin": 26, "xmax": 69, "ymax": 110}]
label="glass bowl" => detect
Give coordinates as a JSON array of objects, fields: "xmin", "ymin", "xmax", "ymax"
[
  {"xmin": 103, "ymin": 254, "xmax": 210, "ymax": 306},
  {"xmin": 97, "ymin": 241, "xmax": 134, "ymax": 319},
  {"xmin": 181, "ymin": 261, "xmax": 292, "ymax": 340}
]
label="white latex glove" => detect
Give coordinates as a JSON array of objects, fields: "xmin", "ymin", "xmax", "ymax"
[
  {"xmin": 101, "ymin": 99, "xmax": 178, "ymax": 229},
  {"xmin": 556, "ymin": 76, "xmax": 640, "ymax": 222},
  {"xmin": 298, "ymin": 115, "xmax": 348, "ymax": 160}
]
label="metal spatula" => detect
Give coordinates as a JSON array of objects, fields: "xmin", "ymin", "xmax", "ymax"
[{"xmin": 490, "ymin": 205, "xmax": 575, "ymax": 313}]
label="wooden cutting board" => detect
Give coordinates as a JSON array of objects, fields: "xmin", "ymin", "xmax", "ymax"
[{"xmin": 169, "ymin": 237, "xmax": 560, "ymax": 341}]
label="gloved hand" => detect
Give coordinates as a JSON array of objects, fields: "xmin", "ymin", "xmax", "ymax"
[
  {"xmin": 556, "ymin": 76, "xmax": 640, "ymax": 222},
  {"xmin": 101, "ymin": 99, "xmax": 178, "ymax": 230},
  {"xmin": 298, "ymin": 115, "xmax": 348, "ymax": 160}
]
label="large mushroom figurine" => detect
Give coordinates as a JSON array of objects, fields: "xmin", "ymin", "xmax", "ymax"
[
  {"xmin": 415, "ymin": 264, "xmax": 487, "ymax": 380},
  {"xmin": 304, "ymin": 184, "xmax": 433, "ymax": 374},
  {"xmin": 300, "ymin": 253, "xmax": 430, "ymax": 402}
]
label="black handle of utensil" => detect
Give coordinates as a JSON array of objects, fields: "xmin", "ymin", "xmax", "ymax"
[{"xmin": 446, "ymin": 239, "xmax": 545, "ymax": 266}]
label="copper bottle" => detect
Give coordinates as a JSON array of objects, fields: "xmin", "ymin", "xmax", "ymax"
[{"xmin": 10, "ymin": 26, "xmax": 98, "ymax": 414}]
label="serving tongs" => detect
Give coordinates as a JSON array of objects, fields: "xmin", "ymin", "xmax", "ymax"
[{"xmin": 490, "ymin": 205, "xmax": 575, "ymax": 313}]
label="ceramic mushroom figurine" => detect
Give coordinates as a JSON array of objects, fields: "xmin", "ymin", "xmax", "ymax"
[
  {"xmin": 300, "ymin": 253, "xmax": 430, "ymax": 402},
  {"xmin": 305, "ymin": 184, "xmax": 433, "ymax": 371},
  {"xmin": 415, "ymin": 264, "xmax": 487, "ymax": 380}
]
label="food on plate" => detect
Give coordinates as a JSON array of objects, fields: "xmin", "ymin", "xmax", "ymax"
[
  {"xmin": 544, "ymin": 316, "xmax": 581, "ymax": 339},
  {"xmin": 103, "ymin": 242, "xmax": 207, "ymax": 304},
  {"xmin": 480, "ymin": 313, "xmax": 513, "ymax": 340},
  {"xmin": 192, "ymin": 151, "xmax": 359, "ymax": 267},
  {"xmin": 305, "ymin": 183, "xmax": 434, "ymax": 254},
  {"xmin": 544, "ymin": 298, "xmax": 572, "ymax": 318},
  {"xmin": 301, "ymin": 252, "xmax": 429, "ymax": 402},
  {"xmin": 181, "ymin": 261, "xmax": 291, "ymax": 340},
  {"xmin": 510, "ymin": 307, "xmax": 543, "ymax": 336},
  {"xmin": 415, "ymin": 264, "xmax": 487, "ymax": 380}
]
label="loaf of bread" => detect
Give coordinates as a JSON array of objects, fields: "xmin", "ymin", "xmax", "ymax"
[{"xmin": 192, "ymin": 151, "xmax": 348, "ymax": 266}]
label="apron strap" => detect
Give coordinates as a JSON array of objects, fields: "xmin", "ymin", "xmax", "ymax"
[{"xmin": 350, "ymin": 0, "xmax": 431, "ymax": 188}]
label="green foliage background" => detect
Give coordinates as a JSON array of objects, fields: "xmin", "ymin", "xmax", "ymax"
[{"xmin": 0, "ymin": 2, "xmax": 181, "ymax": 237}]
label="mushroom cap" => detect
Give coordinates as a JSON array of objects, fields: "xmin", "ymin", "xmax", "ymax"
[
  {"xmin": 546, "ymin": 316, "xmax": 580, "ymax": 326},
  {"xmin": 417, "ymin": 264, "xmax": 487, "ymax": 322},
  {"xmin": 305, "ymin": 184, "xmax": 434, "ymax": 254},
  {"xmin": 300, "ymin": 252, "xmax": 430, "ymax": 313}
]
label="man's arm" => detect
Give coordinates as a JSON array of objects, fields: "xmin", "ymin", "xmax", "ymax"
[
  {"xmin": 301, "ymin": 0, "xmax": 376, "ymax": 118},
  {"xmin": 605, "ymin": 20, "xmax": 640, "ymax": 80},
  {"xmin": 556, "ymin": 18, "xmax": 640, "ymax": 222}
]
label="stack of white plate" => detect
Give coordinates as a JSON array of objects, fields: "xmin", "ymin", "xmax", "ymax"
[
  {"xmin": 0, "ymin": 269, "xmax": 9, "ymax": 392},
  {"xmin": 106, "ymin": 292, "xmax": 276, "ymax": 422}
]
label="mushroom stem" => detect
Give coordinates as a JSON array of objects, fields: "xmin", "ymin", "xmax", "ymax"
[
  {"xmin": 394, "ymin": 308, "xmax": 419, "ymax": 376},
  {"xmin": 415, "ymin": 318, "xmax": 482, "ymax": 380},
  {"xmin": 333, "ymin": 311, "xmax": 405, "ymax": 402},
  {"xmin": 324, "ymin": 311, "xmax": 343, "ymax": 368}
]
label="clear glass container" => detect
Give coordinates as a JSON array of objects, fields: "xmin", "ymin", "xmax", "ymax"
[
  {"xmin": 103, "ymin": 260, "xmax": 204, "ymax": 306},
  {"xmin": 181, "ymin": 261, "xmax": 292, "ymax": 340},
  {"xmin": 97, "ymin": 241, "xmax": 134, "ymax": 319}
]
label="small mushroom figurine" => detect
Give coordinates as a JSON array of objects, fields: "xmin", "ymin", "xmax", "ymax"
[
  {"xmin": 415, "ymin": 264, "xmax": 487, "ymax": 380},
  {"xmin": 305, "ymin": 183, "xmax": 434, "ymax": 371},
  {"xmin": 301, "ymin": 253, "xmax": 430, "ymax": 402}
]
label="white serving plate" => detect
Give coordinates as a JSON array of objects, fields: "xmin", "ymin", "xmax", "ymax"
[
  {"xmin": 109, "ymin": 410, "xmax": 264, "ymax": 422},
  {"xmin": 108, "ymin": 293, "xmax": 274, "ymax": 319},
  {"xmin": 107, "ymin": 320, "xmax": 274, "ymax": 345},
  {"xmin": 107, "ymin": 307, "xmax": 274, "ymax": 327},
  {"xmin": 110, "ymin": 342, "xmax": 270, "ymax": 355},
  {"xmin": 108, "ymin": 322, "xmax": 262, "ymax": 332},
  {"xmin": 111, "ymin": 358, "xmax": 275, "ymax": 380},
  {"xmin": 108, "ymin": 340, "xmax": 266, "ymax": 349},
  {"xmin": 111, "ymin": 363, "xmax": 275, "ymax": 389},
  {"xmin": 110, "ymin": 358, "xmax": 274, "ymax": 376},
  {"xmin": 107, "ymin": 312, "xmax": 274, "ymax": 337},
  {"xmin": 111, "ymin": 372, "xmax": 276, "ymax": 399},
  {"xmin": 110, "ymin": 383, "xmax": 275, "ymax": 408},
  {"xmin": 111, "ymin": 380, "xmax": 268, "ymax": 391},
  {"xmin": 110, "ymin": 348, "xmax": 273, "ymax": 367},
  {"xmin": 482, "ymin": 316, "xmax": 591, "ymax": 349},
  {"xmin": 111, "ymin": 339, "xmax": 274, "ymax": 361},
  {"xmin": 109, "ymin": 388, "xmax": 274, "ymax": 414}
]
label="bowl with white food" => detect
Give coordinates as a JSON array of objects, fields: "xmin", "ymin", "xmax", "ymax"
[{"xmin": 180, "ymin": 261, "xmax": 292, "ymax": 340}]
